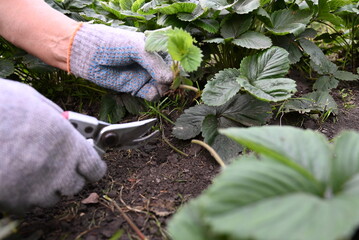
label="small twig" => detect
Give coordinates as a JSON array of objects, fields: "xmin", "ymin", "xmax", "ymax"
[
  {"xmin": 119, "ymin": 186, "xmax": 147, "ymax": 214},
  {"xmin": 191, "ymin": 139, "xmax": 226, "ymax": 168},
  {"xmin": 103, "ymin": 195, "xmax": 148, "ymax": 240},
  {"xmin": 162, "ymin": 131, "xmax": 189, "ymax": 157}
]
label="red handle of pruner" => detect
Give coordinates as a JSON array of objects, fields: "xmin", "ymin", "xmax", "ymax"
[{"xmin": 62, "ymin": 111, "xmax": 70, "ymax": 119}]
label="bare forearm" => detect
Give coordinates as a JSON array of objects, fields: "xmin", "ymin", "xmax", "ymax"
[{"xmin": 0, "ymin": 0, "xmax": 79, "ymax": 70}]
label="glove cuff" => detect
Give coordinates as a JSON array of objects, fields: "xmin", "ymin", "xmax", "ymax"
[{"xmin": 66, "ymin": 22, "xmax": 84, "ymax": 74}]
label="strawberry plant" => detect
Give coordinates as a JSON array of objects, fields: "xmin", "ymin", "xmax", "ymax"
[{"xmin": 168, "ymin": 125, "xmax": 359, "ymax": 240}]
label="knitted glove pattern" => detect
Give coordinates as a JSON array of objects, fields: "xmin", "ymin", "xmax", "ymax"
[
  {"xmin": 69, "ymin": 24, "xmax": 173, "ymax": 101},
  {"xmin": 0, "ymin": 79, "xmax": 107, "ymax": 214}
]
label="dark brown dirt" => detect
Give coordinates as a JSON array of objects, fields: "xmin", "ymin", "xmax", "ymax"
[{"xmin": 6, "ymin": 75, "xmax": 359, "ymax": 240}]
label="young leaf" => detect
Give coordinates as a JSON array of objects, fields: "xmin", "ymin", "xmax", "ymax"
[
  {"xmin": 167, "ymin": 28, "xmax": 203, "ymax": 72},
  {"xmin": 238, "ymin": 47, "xmax": 297, "ymax": 102},
  {"xmin": 179, "ymin": 45, "xmax": 203, "ymax": 72},
  {"xmin": 267, "ymin": 9, "xmax": 313, "ymax": 35},
  {"xmin": 167, "ymin": 28, "xmax": 194, "ymax": 61},
  {"xmin": 202, "ymin": 68, "xmax": 241, "ymax": 106},
  {"xmin": 232, "ymin": 31, "xmax": 272, "ymax": 49}
]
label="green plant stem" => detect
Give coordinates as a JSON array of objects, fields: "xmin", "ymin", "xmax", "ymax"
[
  {"xmin": 162, "ymin": 132, "xmax": 189, "ymax": 157},
  {"xmin": 191, "ymin": 139, "xmax": 226, "ymax": 168}
]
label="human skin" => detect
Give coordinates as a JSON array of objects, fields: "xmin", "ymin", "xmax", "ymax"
[{"xmin": 0, "ymin": 0, "xmax": 78, "ymax": 71}]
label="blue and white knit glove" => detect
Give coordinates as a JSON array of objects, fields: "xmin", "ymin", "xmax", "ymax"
[
  {"xmin": 69, "ymin": 23, "xmax": 173, "ymax": 101},
  {"xmin": 0, "ymin": 79, "xmax": 107, "ymax": 214}
]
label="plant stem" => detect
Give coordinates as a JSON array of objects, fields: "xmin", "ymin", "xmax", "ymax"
[
  {"xmin": 103, "ymin": 195, "xmax": 148, "ymax": 240},
  {"xmin": 162, "ymin": 132, "xmax": 189, "ymax": 157},
  {"xmin": 191, "ymin": 139, "xmax": 226, "ymax": 168},
  {"xmin": 179, "ymin": 84, "xmax": 200, "ymax": 93}
]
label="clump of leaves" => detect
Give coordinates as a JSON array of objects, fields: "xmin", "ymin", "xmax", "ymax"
[
  {"xmin": 172, "ymin": 93, "xmax": 272, "ymax": 162},
  {"xmin": 168, "ymin": 125, "xmax": 359, "ymax": 240},
  {"xmin": 145, "ymin": 27, "xmax": 203, "ymax": 89}
]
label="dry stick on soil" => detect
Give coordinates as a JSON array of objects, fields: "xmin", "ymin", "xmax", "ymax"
[
  {"xmin": 103, "ymin": 195, "xmax": 148, "ymax": 240},
  {"xmin": 191, "ymin": 139, "xmax": 226, "ymax": 168}
]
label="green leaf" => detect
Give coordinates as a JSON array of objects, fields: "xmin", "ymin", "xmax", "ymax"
[
  {"xmin": 193, "ymin": 19, "xmax": 220, "ymax": 34},
  {"xmin": 165, "ymin": 27, "xmax": 203, "ymax": 72},
  {"xmin": 119, "ymin": 0, "xmax": 134, "ymax": 10},
  {"xmin": 334, "ymin": 70, "xmax": 359, "ymax": 81},
  {"xmin": 99, "ymin": 94, "xmax": 126, "ymax": 123},
  {"xmin": 118, "ymin": 94, "xmax": 145, "ymax": 115},
  {"xmin": 131, "ymin": 0, "xmax": 146, "ymax": 12},
  {"xmin": 267, "ymin": 9, "xmax": 313, "ymax": 35},
  {"xmin": 220, "ymin": 14, "xmax": 252, "ymax": 39},
  {"xmin": 173, "ymin": 93, "xmax": 272, "ymax": 140},
  {"xmin": 272, "ymin": 34, "xmax": 303, "ymax": 64},
  {"xmin": 232, "ymin": 31, "xmax": 272, "ymax": 49},
  {"xmin": 167, "ymin": 28, "xmax": 194, "ymax": 60},
  {"xmin": 199, "ymin": 0, "xmax": 234, "ymax": 10},
  {"xmin": 202, "ymin": 68, "xmax": 241, "ymax": 106},
  {"xmin": 101, "ymin": 2, "xmax": 146, "ymax": 20},
  {"xmin": 256, "ymin": 7, "xmax": 273, "ymax": 27},
  {"xmin": 221, "ymin": 126, "xmax": 331, "ymax": 182},
  {"xmin": 299, "ymin": 38, "xmax": 338, "ymax": 74},
  {"xmin": 232, "ymin": 0, "xmax": 260, "ymax": 14},
  {"xmin": 202, "ymin": 115, "xmax": 218, "ymax": 145},
  {"xmin": 238, "ymin": 47, "xmax": 296, "ymax": 102},
  {"xmin": 0, "ymin": 59, "xmax": 15, "ymax": 78},
  {"xmin": 173, "ymin": 94, "xmax": 271, "ymax": 161},
  {"xmin": 211, "ymin": 134, "xmax": 243, "ymax": 163},
  {"xmin": 202, "ymin": 38, "xmax": 225, "ymax": 44},
  {"xmin": 173, "ymin": 104, "xmax": 216, "ymax": 140},
  {"xmin": 156, "ymin": 2, "xmax": 197, "ymax": 15},
  {"xmin": 145, "ymin": 27, "xmax": 170, "ymax": 52},
  {"xmin": 331, "ymin": 131, "xmax": 359, "ymax": 193},
  {"xmin": 180, "ymin": 45, "xmax": 203, "ymax": 72},
  {"xmin": 317, "ymin": 0, "xmax": 344, "ymax": 26},
  {"xmin": 313, "ymin": 76, "xmax": 339, "ymax": 91},
  {"xmin": 169, "ymin": 127, "xmax": 359, "ymax": 240},
  {"xmin": 283, "ymin": 91, "xmax": 338, "ymax": 115},
  {"xmin": 177, "ymin": 5, "xmax": 205, "ymax": 21}
]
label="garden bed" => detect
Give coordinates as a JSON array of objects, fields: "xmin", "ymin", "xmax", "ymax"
[{"xmin": 8, "ymin": 76, "xmax": 359, "ymax": 240}]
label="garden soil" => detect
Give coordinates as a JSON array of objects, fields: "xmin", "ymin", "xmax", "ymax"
[{"xmin": 8, "ymin": 72, "xmax": 359, "ymax": 240}]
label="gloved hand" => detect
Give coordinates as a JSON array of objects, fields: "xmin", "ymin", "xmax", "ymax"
[
  {"xmin": 0, "ymin": 79, "xmax": 107, "ymax": 214},
  {"xmin": 69, "ymin": 23, "xmax": 173, "ymax": 101}
]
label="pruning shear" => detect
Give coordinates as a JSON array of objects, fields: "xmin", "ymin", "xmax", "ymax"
[{"xmin": 62, "ymin": 111, "xmax": 159, "ymax": 156}]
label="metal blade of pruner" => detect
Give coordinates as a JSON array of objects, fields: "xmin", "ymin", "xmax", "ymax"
[{"xmin": 62, "ymin": 111, "xmax": 159, "ymax": 156}]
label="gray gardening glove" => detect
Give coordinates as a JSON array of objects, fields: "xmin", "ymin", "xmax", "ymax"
[
  {"xmin": 0, "ymin": 79, "xmax": 107, "ymax": 214},
  {"xmin": 70, "ymin": 23, "xmax": 173, "ymax": 101}
]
